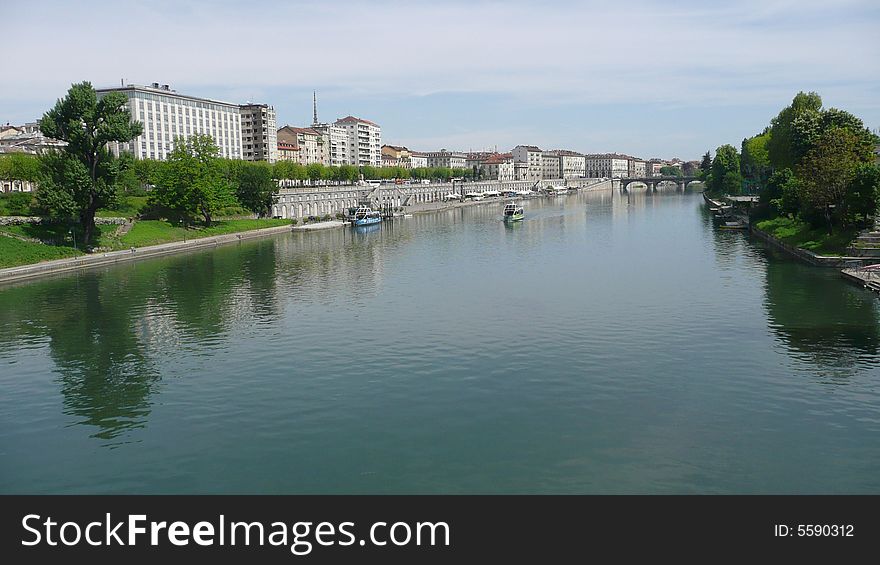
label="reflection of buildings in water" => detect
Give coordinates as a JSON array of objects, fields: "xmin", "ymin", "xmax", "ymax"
[{"xmin": 763, "ymin": 259, "xmax": 880, "ymax": 373}]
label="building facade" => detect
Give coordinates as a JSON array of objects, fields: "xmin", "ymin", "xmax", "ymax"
[
  {"xmin": 481, "ymin": 153, "xmax": 515, "ymax": 181},
  {"xmin": 335, "ymin": 116, "xmax": 381, "ymax": 167},
  {"xmin": 276, "ymin": 126, "xmax": 328, "ymax": 165},
  {"xmin": 584, "ymin": 154, "xmax": 629, "ymax": 178},
  {"xmin": 427, "ymin": 149, "xmax": 466, "ymax": 169},
  {"xmin": 628, "ymin": 158, "xmax": 646, "ymax": 177},
  {"xmin": 312, "ymin": 123, "xmax": 349, "ymax": 166},
  {"xmin": 240, "ymin": 103, "xmax": 277, "ymax": 163},
  {"xmin": 541, "ymin": 152, "xmax": 560, "ymax": 180},
  {"xmin": 96, "ymin": 83, "xmax": 241, "ymax": 160},
  {"xmin": 409, "ymin": 152, "xmax": 428, "ymax": 169},
  {"xmin": 555, "ymin": 150, "xmax": 586, "ymax": 178},
  {"xmin": 511, "ymin": 145, "xmax": 543, "ymax": 181}
]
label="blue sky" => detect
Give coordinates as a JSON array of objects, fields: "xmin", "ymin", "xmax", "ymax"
[{"xmin": 2, "ymin": 0, "xmax": 878, "ymax": 160}]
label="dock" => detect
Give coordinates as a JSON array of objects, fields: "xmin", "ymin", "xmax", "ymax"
[{"xmin": 841, "ymin": 264, "xmax": 880, "ymax": 293}]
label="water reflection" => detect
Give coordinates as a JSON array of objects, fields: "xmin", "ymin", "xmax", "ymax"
[{"xmin": 762, "ymin": 254, "xmax": 880, "ymax": 372}]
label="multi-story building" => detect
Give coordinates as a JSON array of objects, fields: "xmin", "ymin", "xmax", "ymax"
[
  {"xmin": 311, "ymin": 123, "xmax": 348, "ymax": 166},
  {"xmin": 481, "ymin": 153, "xmax": 515, "ymax": 181},
  {"xmin": 427, "ymin": 149, "xmax": 467, "ymax": 169},
  {"xmin": 554, "ymin": 150, "xmax": 586, "ymax": 178},
  {"xmin": 240, "ymin": 103, "xmax": 277, "ymax": 163},
  {"xmin": 409, "ymin": 151, "xmax": 428, "ymax": 169},
  {"xmin": 541, "ymin": 152, "xmax": 560, "ymax": 180},
  {"xmin": 584, "ymin": 153, "xmax": 629, "ymax": 178},
  {"xmin": 96, "ymin": 82, "xmax": 241, "ymax": 160},
  {"xmin": 647, "ymin": 160, "xmax": 664, "ymax": 177},
  {"xmin": 511, "ymin": 145, "xmax": 543, "ymax": 181},
  {"xmin": 335, "ymin": 116, "xmax": 381, "ymax": 167},
  {"xmin": 276, "ymin": 126, "xmax": 328, "ymax": 165},
  {"xmin": 0, "ymin": 122, "xmax": 66, "ymax": 155},
  {"xmin": 628, "ymin": 158, "xmax": 646, "ymax": 177}
]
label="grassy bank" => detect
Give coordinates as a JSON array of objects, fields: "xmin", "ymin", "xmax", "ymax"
[
  {"xmin": 754, "ymin": 216, "xmax": 859, "ymax": 256},
  {"xmin": 0, "ymin": 218, "xmax": 292, "ymax": 270},
  {"xmin": 0, "ymin": 234, "xmax": 82, "ymax": 268}
]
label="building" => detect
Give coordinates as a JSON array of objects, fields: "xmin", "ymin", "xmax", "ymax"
[
  {"xmin": 0, "ymin": 122, "xmax": 66, "ymax": 155},
  {"xmin": 554, "ymin": 150, "xmax": 586, "ymax": 179},
  {"xmin": 511, "ymin": 145, "xmax": 543, "ymax": 181},
  {"xmin": 628, "ymin": 158, "xmax": 646, "ymax": 177},
  {"xmin": 276, "ymin": 126, "xmax": 328, "ymax": 165},
  {"xmin": 335, "ymin": 116, "xmax": 381, "ymax": 167},
  {"xmin": 541, "ymin": 151, "xmax": 560, "ymax": 180},
  {"xmin": 426, "ymin": 149, "xmax": 466, "ymax": 169},
  {"xmin": 481, "ymin": 153, "xmax": 515, "ymax": 181},
  {"xmin": 240, "ymin": 103, "xmax": 277, "ymax": 163},
  {"xmin": 584, "ymin": 153, "xmax": 629, "ymax": 178},
  {"xmin": 95, "ymin": 82, "xmax": 241, "ymax": 160},
  {"xmin": 409, "ymin": 151, "xmax": 428, "ymax": 169}
]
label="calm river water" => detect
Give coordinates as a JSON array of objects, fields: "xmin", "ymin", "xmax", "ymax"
[{"xmin": 2, "ymin": 189, "xmax": 880, "ymax": 493}]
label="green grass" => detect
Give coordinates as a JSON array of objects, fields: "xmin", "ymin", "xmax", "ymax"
[
  {"xmin": 755, "ymin": 216, "xmax": 859, "ymax": 256},
  {"xmin": 0, "ymin": 234, "xmax": 82, "ymax": 268},
  {"xmin": 117, "ymin": 218, "xmax": 291, "ymax": 248},
  {"xmin": 95, "ymin": 195, "xmax": 150, "ymax": 218}
]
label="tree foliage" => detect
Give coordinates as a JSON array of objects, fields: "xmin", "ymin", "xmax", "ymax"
[
  {"xmin": 151, "ymin": 134, "xmax": 235, "ymax": 225},
  {"xmin": 741, "ymin": 132, "xmax": 771, "ymax": 190},
  {"xmin": 766, "ymin": 91, "xmax": 823, "ymax": 171},
  {"xmin": 659, "ymin": 165, "xmax": 683, "ymax": 177},
  {"xmin": 36, "ymin": 81, "xmax": 142, "ymax": 246},
  {"xmin": 706, "ymin": 144, "xmax": 742, "ymax": 195},
  {"xmin": 235, "ymin": 162, "xmax": 277, "ymax": 217}
]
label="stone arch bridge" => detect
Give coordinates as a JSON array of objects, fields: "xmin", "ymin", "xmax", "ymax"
[{"xmin": 615, "ymin": 176, "xmax": 702, "ymax": 193}]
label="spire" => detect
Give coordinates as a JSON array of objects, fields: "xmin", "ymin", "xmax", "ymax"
[{"xmin": 312, "ymin": 91, "xmax": 318, "ymax": 125}]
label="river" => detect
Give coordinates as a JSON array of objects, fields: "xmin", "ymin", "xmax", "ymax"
[{"xmin": 2, "ymin": 189, "xmax": 879, "ymax": 493}]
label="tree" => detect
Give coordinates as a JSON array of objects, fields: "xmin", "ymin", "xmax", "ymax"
[
  {"xmin": 706, "ymin": 144, "xmax": 741, "ymax": 195},
  {"xmin": 795, "ymin": 127, "xmax": 870, "ymax": 231},
  {"xmin": 151, "ymin": 134, "xmax": 235, "ymax": 225},
  {"xmin": 847, "ymin": 163, "xmax": 880, "ymax": 222},
  {"xmin": 767, "ymin": 91, "xmax": 823, "ymax": 170},
  {"xmin": 762, "ymin": 168, "xmax": 800, "ymax": 216},
  {"xmin": 699, "ymin": 151, "xmax": 712, "ymax": 179},
  {"xmin": 659, "ymin": 165, "xmax": 683, "ymax": 177},
  {"xmin": 235, "ymin": 162, "xmax": 278, "ymax": 217},
  {"xmin": 741, "ymin": 132, "xmax": 771, "ymax": 191},
  {"xmin": 37, "ymin": 81, "xmax": 142, "ymax": 246}
]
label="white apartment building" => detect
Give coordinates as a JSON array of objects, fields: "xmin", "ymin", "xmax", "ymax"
[
  {"xmin": 312, "ymin": 123, "xmax": 349, "ymax": 166},
  {"xmin": 584, "ymin": 154, "xmax": 629, "ymax": 178},
  {"xmin": 96, "ymin": 83, "xmax": 241, "ymax": 160},
  {"xmin": 629, "ymin": 159, "xmax": 647, "ymax": 177},
  {"xmin": 410, "ymin": 152, "xmax": 428, "ymax": 169},
  {"xmin": 511, "ymin": 145, "xmax": 543, "ymax": 181},
  {"xmin": 427, "ymin": 149, "xmax": 467, "ymax": 169},
  {"xmin": 541, "ymin": 152, "xmax": 560, "ymax": 180},
  {"xmin": 335, "ymin": 116, "xmax": 381, "ymax": 167},
  {"xmin": 555, "ymin": 150, "xmax": 586, "ymax": 178},
  {"xmin": 240, "ymin": 103, "xmax": 277, "ymax": 163},
  {"xmin": 481, "ymin": 153, "xmax": 515, "ymax": 181}
]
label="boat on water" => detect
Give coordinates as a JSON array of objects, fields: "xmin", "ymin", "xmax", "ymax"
[
  {"xmin": 719, "ymin": 220, "xmax": 747, "ymax": 230},
  {"xmin": 544, "ymin": 185, "xmax": 569, "ymax": 196},
  {"xmin": 502, "ymin": 202, "xmax": 524, "ymax": 222},
  {"xmin": 351, "ymin": 206, "xmax": 382, "ymax": 226}
]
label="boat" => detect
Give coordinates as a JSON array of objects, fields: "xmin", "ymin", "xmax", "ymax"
[
  {"xmin": 719, "ymin": 220, "xmax": 747, "ymax": 229},
  {"xmin": 516, "ymin": 190, "xmax": 534, "ymax": 197},
  {"xmin": 544, "ymin": 184, "xmax": 568, "ymax": 196},
  {"xmin": 502, "ymin": 202, "xmax": 524, "ymax": 222},
  {"xmin": 351, "ymin": 206, "xmax": 382, "ymax": 226}
]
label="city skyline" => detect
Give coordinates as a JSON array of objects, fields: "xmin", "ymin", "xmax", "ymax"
[{"xmin": 2, "ymin": 0, "xmax": 879, "ymax": 160}]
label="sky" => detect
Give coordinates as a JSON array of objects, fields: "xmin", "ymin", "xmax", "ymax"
[{"xmin": 2, "ymin": 0, "xmax": 879, "ymax": 161}]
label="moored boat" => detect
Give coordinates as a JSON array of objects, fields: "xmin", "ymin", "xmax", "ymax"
[{"xmin": 351, "ymin": 206, "xmax": 382, "ymax": 226}]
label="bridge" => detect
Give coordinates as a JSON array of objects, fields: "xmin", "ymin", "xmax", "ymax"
[{"xmin": 614, "ymin": 176, "xmax": 702, "ymax": 192}]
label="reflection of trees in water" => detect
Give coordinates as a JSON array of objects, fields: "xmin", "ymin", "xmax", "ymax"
[
  {"xmin": 763, "ymin": 259, "xmax": 880, "ymax": 370},
  {"xmin": 0, "ymin": 242, "xmax": 282, "ymax": 443}
]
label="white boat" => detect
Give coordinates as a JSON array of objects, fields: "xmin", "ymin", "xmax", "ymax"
[
  {"xmin": 442, "ymin": 192, "xmax": 462, "ymax": 201},
  {"xmin": 351, "ymin": 206, "xmax": 382, "ymax": 226},
  {"xmin": 502, "ymin": 202, "xmax": 524, "ymax": 222},
  {"xmin": 516, "ymin": 190, "xmax": 534, "ymax": 197},
  {"xmin": 481, "ymin": 190, "xmax": 501, "ymax": 198}
]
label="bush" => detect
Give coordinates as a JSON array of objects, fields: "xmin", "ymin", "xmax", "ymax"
[
  {"xmin": 291, "ymin": 218, "xmax": 298, "ymax": 225},
  {"xmin": 335, "ymin": 212, "xmax": 344, "ymax": 220},
  {"xmin": 0, "ymin": 192, "xmax": 36, "ymax": 216},
  {"xmin": 322, "ymin": 214, "xmax": 332, "ymax": 221}
]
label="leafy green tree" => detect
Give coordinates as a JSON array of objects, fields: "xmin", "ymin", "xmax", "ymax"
[
  {"xmin": 762, "ymin": 168, "xmax": 799, "ymax": 216},
  {"xmin": 235, "ymin": 162, "xmax": 278, "ymax": 217},
  {"xmin": 0, "ymin": 153, "xmax": 41, "ymax": 186},
  {"xmin": 659, "ymin": 165, "xmax": 683, "ymax": 177},
  {"xmin": 151, "ymin": 134, "xmax": 235, "ymax": 225},
  {"xmin": 37, "ymin": 81, "xmax": 142, "ymax": 246},
  {"xmin": 767, "ymin": 91, "xmax": 823, "ymax": 170},
  {"xmin": 847, "ymin": 163, "xmax": 880, "ymax": 222},
  {"xmin": 707, "ymin": 144, "xmax": 741, "ymax": 195},
  {"xmin": 741, "ymin": 132, "xmax": 771, "ymax": 191},
  {"xmin": 795, "ymin": 127, "xmax": 871, "ymax": 231},
  {"xmin": 699, "ymin": 151, "xmax": 712, "ymax": 179}
]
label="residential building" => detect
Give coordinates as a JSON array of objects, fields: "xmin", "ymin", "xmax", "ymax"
[
  {"xmin": 584, "ymin": 153, "xmax": 629, "ymax": 178},
  {"xmin": 277, "ymin": 126, "xmax": 328, "ymax": 165},
  {"xmin": 628, "ymin": 158, "xmax": 646, "ymax": 177},
  {"xmin": 541, "ymin": 151, "xmax": 560, "ymax": 180},
  {"xmin": 481, "ymin": 153, "xmax": 515, "ymax": 181},
  {"xmin": 240, "ymin": 103, "xmax": 277, "ymax": 163},
  {"xmin": 96, "ymin": 82, "xmax": 242, "ymax": 160},
  {"xmin": 427, "ymin": 149, "xmax": 466, "ymax": 169},
  {"xmin": 335, "ymin": 115, "xmax": 381, "ymax": 167},
  {"xmin": 555, "ymin": 150, "xmax": 586, "ymax": 178},
  {"xmin": 0, "ymin": 122, "xmax": 66, "ymax": 155},
  {"xmin": 311, "ymin": 123, "xmax": 349, "ymax": 166},
  {"xmin": 511, "ymin": 145, "xmax": 543, "ymax": 181},
  {"xmin": 409, "ymin": 151, "xmax": 428, "ymax": 169}
]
